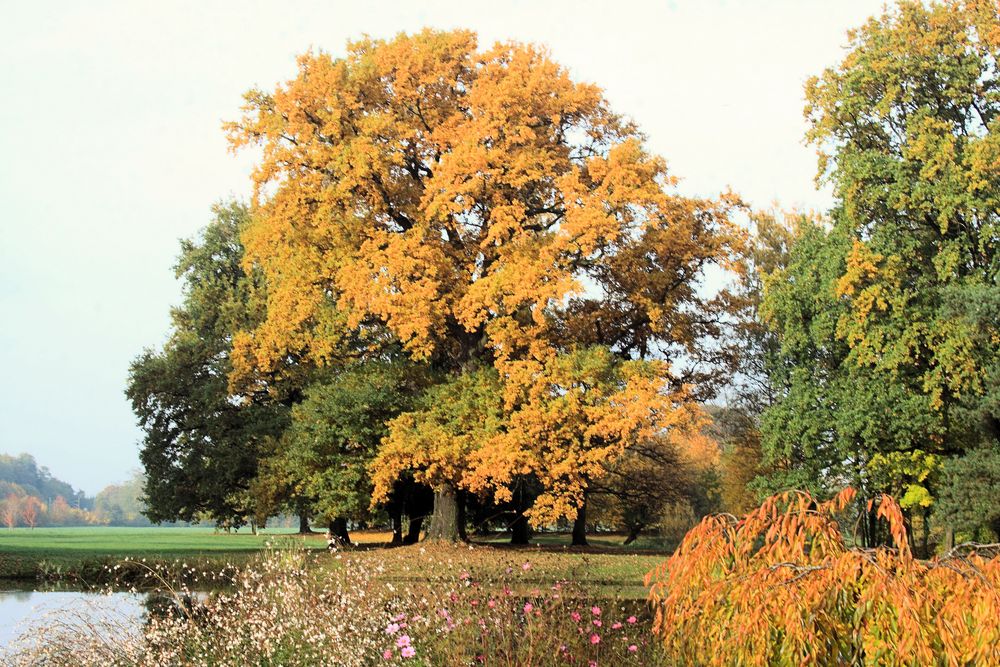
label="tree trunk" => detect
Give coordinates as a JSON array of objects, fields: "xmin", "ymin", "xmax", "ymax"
[
  {"xmin": 404, "ymin": 515, "xmax": 424, "ymax": 544},
  {"xmin": 865, "ymin": 503, "xmax": 879, "ymax": 548},
  {"xmin": 623, "ymin": 524, "xmax": 643, "ymax": 545},
  {"xmin": 571, "ymin": 496, "xmax": 588, "ymax": 547},
  {"xmin": 390, "ymin": 508, "xmax": 403, "ymax": 546},
  {"xmin": 298, "ymin": 511, "xmax": 313, "ymax": 535},
  {"xmin": 425, "ymin": 484, "xmax": 466, "ymax": 542},
  {"xmin": 920, "ymin": 508, "xmax": 930, "ymax": 559},
  {"xmin": 510, "ymin": 484, "xmax": 530, "ymax": 545},
  {"xmin": 330, "ymin": 517, "xmax": 351, "ymax": 545},
  {"xmin": 511, "ymin": 512, "xmax": 530, "ymax": 545}
]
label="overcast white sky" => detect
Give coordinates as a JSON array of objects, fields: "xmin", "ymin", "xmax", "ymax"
[{"xmin": 0, "ymin": 0, "xmax": 885, "ymax": 495}]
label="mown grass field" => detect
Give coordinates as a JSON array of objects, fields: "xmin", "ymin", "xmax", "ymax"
[
  {"xmin": 0, "ymin": 526, "xmax": 324, "ymax": 581},
  {"xmin": 0, "ymin": 527, "xmax": 668, "ymax": 597}
]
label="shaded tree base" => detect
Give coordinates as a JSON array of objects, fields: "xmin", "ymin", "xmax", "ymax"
[{"xmin": 425, "ymin": 487, "xmax": 467, "ymax": 542}]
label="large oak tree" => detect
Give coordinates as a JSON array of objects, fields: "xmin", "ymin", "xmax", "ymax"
[{"xmin": 228, "ymin": 30, "xmax": 741, "ymax": 540}]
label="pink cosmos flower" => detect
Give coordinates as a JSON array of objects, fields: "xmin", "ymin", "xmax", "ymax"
[
  {"xmin": 589, "ymin": 661, "xmax": 597, "ymax": 667},
  {"xmin": 385, "ymin": 622, "xmax": 400, "ymax": 635},
  {"xmin": 396, "ymin": 634, "xmax": 411, "ymax": 648},
  {"xmin": 571, "ymin": 611, "xmax": 582, "ymax": 622},
  {"xmin": 593, "ymin": 619, "xmax": 602, "ymax": 627},
  {"xmin": 523, "ymin": 602, "xmax": 533, "ymax": 614},
  {"xmin": 628, "ymin": 644, "xmax": 638, "ymax": 653},
  {"xmin": 522, "ymin": 562, "xmax": 532, "ymax": 571},
  {"xmin": 612, "ymin": 622, "xmax": 622, "ymax": 630},
  {"xmin": 627, "ymin": 615, "xmax": 637, "ymax": 624},
  {"xmin": 590, "ymin": 633, "xmax": 601, "ymax": 644},
  {"xmin": 382, "ymin": 649, "xmax": 393, "ymax": 660},
  {"xmin": 591, "ymin": 605, "xmax": 601, "ymax": 616},
  {"xmin": 401, "ymin": 646, "xmax": 416, "ymax": 658}
]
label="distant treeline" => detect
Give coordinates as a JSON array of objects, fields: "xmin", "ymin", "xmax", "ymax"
[{"xmin": 0, "ymin": 452, "xmax": 150, "ymax": 527}]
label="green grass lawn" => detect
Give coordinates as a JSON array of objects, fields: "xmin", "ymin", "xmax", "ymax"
[
  {"xmin": 0, "ymin": 526, "xmax": 328, "ymax": 580},
  {"xmin": 334, "ymin": 543, "xmax": 666, "ymax": 599},
  {"xmin": 0, "ymin": 527, "xmax": 669, "ymax": 598}
]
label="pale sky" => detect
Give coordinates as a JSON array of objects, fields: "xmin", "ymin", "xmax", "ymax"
[{"xmin": 0, "ymin": 0, "xmax": 886, "ymax": 495}]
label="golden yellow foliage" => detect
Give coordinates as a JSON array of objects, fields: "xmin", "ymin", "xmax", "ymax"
[
  {"xmin": 227, "ymin": 29, "xmax": 740, "ymax": 525},
  {"xmin": 227, "ymin": 29, "xmax": 739, "ymax": 382},
  {"xmin": 479, "ymin": 348, "xmax": 700, "ymax": 526}
]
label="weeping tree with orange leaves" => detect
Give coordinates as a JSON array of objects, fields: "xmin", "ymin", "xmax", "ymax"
[
  {"xmin": 648, "ymin": 488, "xmax": 1000, "ymax": 665},
  {"xmin": 227, "ymin": 29, "xmax": 741, "ymax": 540}
]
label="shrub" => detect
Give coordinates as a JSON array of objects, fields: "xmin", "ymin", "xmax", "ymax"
[{"xmin": 646, "ymin": 488, "xmax": 1000, "ymax": 665}]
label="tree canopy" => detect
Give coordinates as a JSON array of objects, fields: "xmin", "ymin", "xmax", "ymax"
[
  {"xmin": 122, "ymin": 2, "xmax": 999, "ymax": 549},
  {"xmin": 226, "ymin": 29, "xmax": 740, "ymax": 538},
  {"xmin": 806, "ymin": 0, "xmax": 998, "ymax": 445},
  {"xmin": 126, "ymin": 202, "xmax": 290, "ymax": 527},
  {"xmin": 747, "ymin": 0, "xmax": 1000, "ymax": 546}
]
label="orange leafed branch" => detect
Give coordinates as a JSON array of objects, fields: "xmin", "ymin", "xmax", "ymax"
[{"xmin": 647, "ymin": 488, "xmax": 1000, "ymax": 665}]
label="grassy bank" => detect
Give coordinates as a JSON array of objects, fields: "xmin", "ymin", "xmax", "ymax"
[
  {"xmin": 4, "ymin": 543, "xmax": 669, "ymax": 666},
  {"xmin": 336, "ymin": 543, "xmax": 665, "ymax": 599},
  {"xmin": 0, "ymin": 527, "xmax": 667, "ymax": 596}
]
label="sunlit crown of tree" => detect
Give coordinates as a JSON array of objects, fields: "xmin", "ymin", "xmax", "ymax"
[
  {"xmin": 226, "ymin": 28, "xmax": 741, "ymax": 386},
  {"xmin": 805, "ymin": 0, "xmax": 999, "ymax": 415},
  {"xmin": 226, "ymin": 29, "xmax": 741, "ymax": 526}
]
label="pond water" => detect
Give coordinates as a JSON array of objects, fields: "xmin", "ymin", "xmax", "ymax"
[{"xmin": 0, "ymin": 585, "xmax": 165, "ymax": 649}]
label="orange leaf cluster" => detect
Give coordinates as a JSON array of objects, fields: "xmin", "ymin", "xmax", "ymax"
[
  {"xmin": 647, "ymin": 488, "xmax": 1000, "ymax": 665},
  {"xmin": 369, "ymin": 349, "xmax": 702, "ymax": 527}
]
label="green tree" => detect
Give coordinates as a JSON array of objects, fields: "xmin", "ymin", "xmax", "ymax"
[
  {"xmin": 758, "ymin": 219, "xmax": 941, "ymax": 546},
  {"xmin": 94, "ymin": 472, "xmax": 151, "ymax": 526},
  {"xmin": 937, "ymin": 445, "xmax": 1000, "ymax": 540},
  {"xmin": 280, "ymin": 358, "xmax": 431, "ymax": 543},
  {"xmin": 805, "ymin": 0, "xmax": 999, "ymax": 452},
  {"xmin": 714, "ymin": 210, "xmax": 797, "ymax": 514},
  {"xmin": 0, "ymin": 453, "xmax": 87, "ymax": 508},
  {"xmin": 126, "ymin": 202, "xmax": 290, "ymax": 528},
  {"xmin": 755, "ymin": 0, "xmax": 998, "ymax": 548}
]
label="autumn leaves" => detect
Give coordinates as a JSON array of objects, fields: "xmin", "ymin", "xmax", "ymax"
[{"xmin": 225, "ymin": 30, "xmax": 740, "ymax": 538}]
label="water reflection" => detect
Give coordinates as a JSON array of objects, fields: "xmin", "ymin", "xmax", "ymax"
[{"xmin": 0, "ymin": 585, "xmax": 205, "ymax": 649}]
